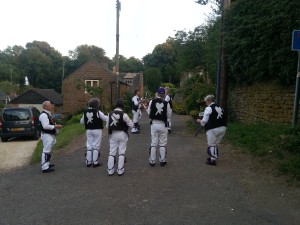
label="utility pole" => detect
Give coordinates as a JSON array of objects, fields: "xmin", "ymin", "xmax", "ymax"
[
  {"xmin": 115, "ymin": 0, "xmax": 121, "ymax": 100},
  {"xmin": 62, "ymin": 57, "xmax": 65, "ymax": 95},
  {"xmin": 219, "ymin": 0, "xmax": 230, "ymax": 111}
]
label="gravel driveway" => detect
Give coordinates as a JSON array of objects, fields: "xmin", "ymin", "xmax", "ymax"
[{"xmin": 0, "ymin": 138, "xmax": 38, "ymax": 172}]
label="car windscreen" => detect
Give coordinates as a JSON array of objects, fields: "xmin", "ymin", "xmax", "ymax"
[{"xmin": 3, "ymin": 109, "xmax": 31, "ymax": 121}]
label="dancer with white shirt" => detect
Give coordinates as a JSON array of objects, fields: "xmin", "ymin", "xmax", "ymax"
[
  {"xmin": 107, "ymin": 99, "xmax": 133, "ymax": 176},
  {"xmin": 197, "ymin": 95, "xmax": 227, "ymax": 166},
  {"xmin": 80, "ymin": 98, "xmax": 108, "ymax": 168}
]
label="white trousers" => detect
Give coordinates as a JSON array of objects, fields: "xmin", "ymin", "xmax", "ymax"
[
  {"xmin": 167, "ymin": 109, "xmax": 172, "ymax": 130},
  {"xmin": 86, "ymin": 129, "xmax": 102, "ymax": 165},
  {"xmin": 149, "ymin": 122, "xmax": 168, "ymax": 164},
  {"xmin": 206, "ymin": 126, "xmax": 227, "ymax": 160},
  {"xmin": 41, "ymin": 133, "xmax": 56, "ymax": 170},
  {"xmin": 107, "ymin": 131, "xmax": 128, "ymax": 175},
  {"xmin": 132, "ymin": 110, "xmax": 140, "ymax": 124}
]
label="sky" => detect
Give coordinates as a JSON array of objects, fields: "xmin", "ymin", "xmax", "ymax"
[{"xmin": 0, "ymin": 0, "xmax": 212, "ymax": 59}]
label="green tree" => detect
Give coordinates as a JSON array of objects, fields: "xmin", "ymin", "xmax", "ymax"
[{"xmin": 144, "ymin": 68, "xmax": 162, "ymax": 93}]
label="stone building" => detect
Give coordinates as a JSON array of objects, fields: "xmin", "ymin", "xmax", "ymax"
[
  {"xmin": 119, "ymin": 72, "xmax": 144, "ymax": 94},
  {"xmin": 62, "ymin": 60, "xmax": 129, "ymax": 114}
]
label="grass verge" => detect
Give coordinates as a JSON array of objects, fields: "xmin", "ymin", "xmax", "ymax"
[
  {"xmin": 226, "ymin": 123, "xmax": 300, "ymax": 186},
  {"xmin": 186, "ymin": 117, "xmax": 300, "ymax": 186},
  {"xmin": 31, "ymin": 123, "xmax": 85, "ymax": 164}
]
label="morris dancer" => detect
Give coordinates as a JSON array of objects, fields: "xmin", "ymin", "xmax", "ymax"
[
  {"xmin": 197, "ymin": 95, "xmax": 227, "ymax": 166},
  {"xmin": 80, "ymin": 98, "xmax": 108, "ymax": 167}
]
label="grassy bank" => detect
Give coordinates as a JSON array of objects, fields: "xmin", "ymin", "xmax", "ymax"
[
  {"xmin": 186, "ymin": 118, "xmax": 300, "ymax": 185},
  {"xmin": 31, "ymin": 115, "xmax": 85, "ymax": 164},
  {"xmin": 227, "ymin": 123, "xmax": 300, "ymax": 185}
]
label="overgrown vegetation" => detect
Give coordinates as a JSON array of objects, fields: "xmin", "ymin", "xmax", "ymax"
[
  {"xmin": 31, "ymin": 114, "xmax": 85, "ymax": 164},
  {"xmin": 226, "ymin": 123, "xmax": 300, "ymax": 185},
  {"xmin": 225, "ymin": 0, "xmax": 300, "ymax": 86}
]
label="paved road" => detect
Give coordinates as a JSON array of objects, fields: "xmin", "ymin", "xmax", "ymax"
[
  {"xmin": 0, "ymin": 114, "xmax": 299, "ymax": 225},
  {"xmin": 0, "ymin": 138, "xmax": 38, "ymax": 172}
]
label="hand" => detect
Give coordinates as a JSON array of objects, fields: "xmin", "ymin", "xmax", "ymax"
[
  {"xmin": 55, "ymin": 125, "xmax": 63, "ymax": 129},
  {"xmin": 196, "ymin": 119, "xmax": 201, "ymax": 123}
]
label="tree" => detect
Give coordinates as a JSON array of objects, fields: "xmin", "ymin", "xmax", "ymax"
[
  {"xmin": 143, "ymin": 41, "xmax": 179, "ymax": 85},
  {"xmin": 144, "ymin": 68, "xmax": 162, "ymax": 93}
]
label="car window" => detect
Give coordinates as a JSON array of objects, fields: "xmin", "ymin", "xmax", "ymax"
[{"xmin": 3, "ymin": 109, "xmax": 31, "ymax": 121}]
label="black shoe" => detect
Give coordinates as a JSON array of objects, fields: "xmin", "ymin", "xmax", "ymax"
[
  {"xmin": 168, "ymin": 130, "xmax": 171, "ymax": 134},
  {"xmin": 86, "ymin": 164, "xmax": 92, "ymax": 168},
  {"xmin": 118, "ymin": 173, "xmax": 124, "ymax": 176},
  {"xmin": 49, "ymin": 164, "xmax": 55, "ymax": 168},
  {"xmin": 160, "ymin": 162, "xmax": 167, "ymax": 167},
  {"xmin": 206, "ymin": 158, "xmax": 216, "ymax": 166},
  {"xmin": 42, "ymin": 168, "xmax": 55, "ymax": 173},
  {"xmin": 93, "ymin": 163, "xmax": 102, "ymax": 168},
  {"xmin": 108, "ymin": 173, "xmax": 114, "ymax": 176},
  {"xmin": 149, "ymin": 163, "xmax": 155, "ymax": 167}
]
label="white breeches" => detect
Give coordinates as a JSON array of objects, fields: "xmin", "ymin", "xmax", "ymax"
[
  {"xmin": 132, "ymin": 110, "xmax": 141, "ymax": 124},
  {"xmin": 206, "ymin": 126, "xmax": 227, "ymax": 146},
  {"xmin": 41, "ymin": 133, "xmax": 56, "ymax": 170},
  {"xmin": 86, "ymin": 129, "xmax": 103, "ymax": 165},
  {"xmin": 149, "ymin": 122, "xmax": 168, "ymax": 163},
  {"xmin": 107, "ymin": 131, "xmax": 128, "ymax": 175},
  {"xmin": 206, "ymin": 126, "xmax": 226, "ymax": 160}
]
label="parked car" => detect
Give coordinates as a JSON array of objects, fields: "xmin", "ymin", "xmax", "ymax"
[{"xmin": 0, "ymin": 107, "xmax": 41, "ymax": 142}]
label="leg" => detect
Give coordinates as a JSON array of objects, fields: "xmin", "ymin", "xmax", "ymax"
[
  {"xmin": 107, "ymin": 133, "xmax": 118, "ymax": 175},
  {"xmin": 158, "ymin": 125, "xmax": 168, "ymax": 166},
  {"xmin": 41, "ymin": 133, "xmax": 56, "ymax": 171},
  {"xmin": 85, "ymin": 130, "xmax": 93, "ymax": 167},
  {"xmin": 131, "ymin": 111, "xmax": 140, "ymax": 133},
  {"xmin": 149, "ymin": 124, "xmax": 159, "ymax": 165},
  {"xmin": 117, "ymin": 132, "xmax": 128, "ymax": 175},
  {"xmin": 206, "ymin": 129, "xmax": 218, "ymax": 165},
  {"xmin": 92, "ymin": 129, "xmax": 102, "ymax": 167}
]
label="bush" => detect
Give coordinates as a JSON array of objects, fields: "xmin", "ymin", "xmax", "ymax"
[
  {"xmin": 172, "ymin": 102, "xmax": 187, "ymax": 115},
  {"xmin": 65, "ymin": 114, "xmax": 83, "ymax": 126},
  {"xmin": 189, "ymin": 110, "xmax": 199, "ymax": 119}
]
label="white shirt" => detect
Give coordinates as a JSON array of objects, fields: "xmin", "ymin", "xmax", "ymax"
[
  {"xmin": 106, "ymin": 108, "xmax": 134, "ymax": 128},
  {"xmin": 80, "ymin": 108, "xmax": 108, "ymax": 125},
  {"xmin": 201, "ymin": 102, "xmax": 214, "ymax": 126},
  {"xmin": 39, "ymin": 110, "xmax": 55, "ymax": 130},
  {"xmin": 132, "ymin": 95, "xmax": 139, "ymax": 106},
  {"xmin": 146, "ymin": 97, "xmax": 172, "ymax": 122},
  {"xmin": 165, "ymin": 95, "xmax": 171, "ymax": 102}
]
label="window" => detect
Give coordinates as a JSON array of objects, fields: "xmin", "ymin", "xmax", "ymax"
[
  {"xmin": 85, "ymin": 80, "xmax": 99, "ymax": 93},
  {"xmin": 125, "ymin": 79, "xmax": 132, "ymax": 85}
]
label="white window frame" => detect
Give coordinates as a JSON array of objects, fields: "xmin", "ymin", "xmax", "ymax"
[{"xmin": 85, "ymin": 80, "xmax": 99, "ymax": 93}]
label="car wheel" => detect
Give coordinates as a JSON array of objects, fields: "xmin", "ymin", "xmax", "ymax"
[
  {"xmin": 1, "ymin": 137, "xmax": 8, "ymax": 142},
  {"xmin": 33, "ymin": 130, "xmax": 40, "ymax": 140}
]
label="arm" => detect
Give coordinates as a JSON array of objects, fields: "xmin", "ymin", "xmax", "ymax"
[
  {"xmin": 123, "ymin": 113, "xmax": 134, "ymax": 128},
  {"xmin": 165, "ymin": 95, "xmax": 171, "ymax": 102},
  {"xmin": 39, "ymin": 113, "xmax": 55, "ymax": 130},
  {"xmin": 200, "ymin": 106, "xmax": 212, "ymax": 126},
  {"xmin": 166, "ymin": 103, "xmax": 171, "ymax": 121},
  {"xmin": 146, "ymin": 100, "xmax": 152, "ymax": 115},
  {"xmin": 80, "ymin": 115, "xmax": 84, "ymax": 125},
  {"xmin": 98, "ymin": 111, "xmax": 108, "ymax": 122}
]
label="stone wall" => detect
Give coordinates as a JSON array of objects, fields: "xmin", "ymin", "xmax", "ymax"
[{"xmin": 228, "ymin": 83, "xmax": 299, "ymax": 124}]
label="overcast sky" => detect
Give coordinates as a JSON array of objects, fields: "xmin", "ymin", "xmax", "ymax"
[{"xmin": 0, "ymin": 0, "xmax": 212, "ymax": 59}]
